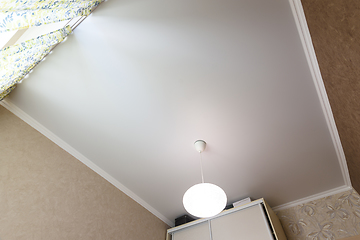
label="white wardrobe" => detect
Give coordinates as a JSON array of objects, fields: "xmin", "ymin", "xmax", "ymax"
[{"xmin": 167, "ymin": 199, "xmax": 287, "ymax": 240}]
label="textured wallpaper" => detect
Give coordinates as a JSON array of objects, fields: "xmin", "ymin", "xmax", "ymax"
[
  {"xmin": 0, "ymin": 106, "xmax": 169, "ymax": 240},
  {"xmin": 301, "ymin": 0, "xmax": 360, "ymax": 195},
  {"xmin": 276, "ymin": 189, "xmax": 360, "ymax": 240}
]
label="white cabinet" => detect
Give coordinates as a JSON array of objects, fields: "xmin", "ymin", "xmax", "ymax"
[
  {"xmin": 167, "ymin": 199, "xmax": 287, "ymax": 240},
  {"xmin": 172, "ymin": 222, "xmax": 210, "ymax": 240},
  {"xmin": 211, "ymin": 204, "xmax": 273, "ymax": 240}
]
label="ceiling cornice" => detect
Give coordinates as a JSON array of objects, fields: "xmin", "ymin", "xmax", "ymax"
[
  {"xmin": 288, "ymin": 0, "xmax": 351, "ymax": 187},
  {"xmin": 0, "ymin": 98, "xmax": 174, "ymax": 227}
]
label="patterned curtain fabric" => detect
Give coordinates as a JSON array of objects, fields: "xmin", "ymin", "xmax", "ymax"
[
  {"xmin": 0, "ymin": 26, "xmax": 71, "ymax": 100},
  {"xmin": 0, "ymin": 0, "xmax": 102, "ymax": 32}
]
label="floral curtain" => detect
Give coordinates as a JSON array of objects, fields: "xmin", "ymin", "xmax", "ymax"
[
  {"xmin": 0, "ymin": 0, "xmax": 102, "ymax": 100},
  {"xmin": 0, "ymin": 0, "xmax": 102, "ymax": 32},
  {"xmin": 0, "ymin": 26, "xmax": 71, "ymax": 100}
]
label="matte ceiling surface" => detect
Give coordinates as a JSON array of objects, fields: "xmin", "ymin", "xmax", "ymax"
[{"xmin": 4, "ymin": 0, "xmax": 348, "ymax": 225}]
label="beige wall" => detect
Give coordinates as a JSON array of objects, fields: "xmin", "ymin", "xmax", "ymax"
[
  {"xmin": 301, "ymin": 0, "xmax": 360, "ymax": 196},
  {"xmin": 0, "ymin": 106, "xmax": 169, "ymax": 240},
  {"xmin": 276, "ymin": 188, "xmax": 360, "ymax": 240}
]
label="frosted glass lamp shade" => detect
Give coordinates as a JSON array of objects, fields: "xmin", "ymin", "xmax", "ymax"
[{"xmin": 183, "ymin": 183, "xmax": 227, "ymax": 218}]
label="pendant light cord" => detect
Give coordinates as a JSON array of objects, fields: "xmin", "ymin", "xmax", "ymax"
[{"xmin": 199, "ymin": 152, "xmax": 205, "ymax": 183}]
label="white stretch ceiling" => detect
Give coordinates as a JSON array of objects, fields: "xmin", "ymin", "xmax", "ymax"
[{"xmin": 2, "ymin": 0, "xmax": 350, "ymax": 226}]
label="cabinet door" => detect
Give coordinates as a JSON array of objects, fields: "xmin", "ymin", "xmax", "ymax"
[
  {"xmin": 172, "ymin": 221, "xmax": 211, "ymax": 240},
  {"xmin": 211, "ymin": 204, "xmax": 274, "ymax": 240}
]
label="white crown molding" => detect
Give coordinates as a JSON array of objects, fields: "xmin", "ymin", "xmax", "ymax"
[
  {"xmin": 0, "ymin": 99, "xmax": 174, "ymax": 227},
  {"xmin": 273, "ymin": 185, "xmax": 352, "ymax": 211},
  {"xmin": 288, "ymin": 0, "xmax": 352, "ymax": 188}
]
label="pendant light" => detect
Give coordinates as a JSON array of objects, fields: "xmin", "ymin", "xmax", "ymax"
[{"xmin": 183, "ymin": 140, "xmax": 227, "ymax": 218}]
